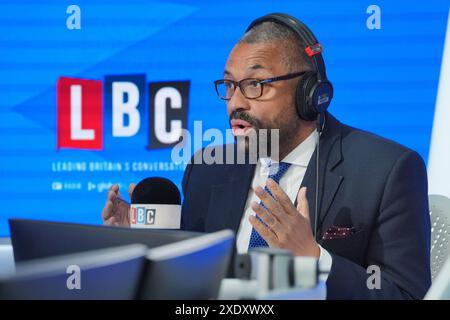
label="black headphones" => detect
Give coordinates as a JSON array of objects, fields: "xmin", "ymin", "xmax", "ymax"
[{"xmin": 246, "ymin": 13, "xmax": 333, "ymax": 122}]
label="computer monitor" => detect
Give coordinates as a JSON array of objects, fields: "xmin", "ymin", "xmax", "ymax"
[
  {"xmin": 0, "ymin": 239, "xmax": 14, "ymax": 277},
  {"xmin": 9, "ymin": 218, "xmax": 202, "ymax": 262},
  {"xmin": 0, "ymin": 244, "xmax": 147, "ymax": 300},
  {"xmin": 8, "ymin": 219, "xmax": 235, "ymax": 300},
  {"xmin": 139, "ymin": 229, "xmax": 235, "ymax": 300}
]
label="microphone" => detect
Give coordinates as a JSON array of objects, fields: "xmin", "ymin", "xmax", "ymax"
[{"xmin": 129, "ymin": 177, "xmax": 181, "ymax": 229}]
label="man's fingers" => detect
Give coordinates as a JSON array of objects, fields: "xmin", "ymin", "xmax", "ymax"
[
  {"xmin": 267, "ymin": 179, "xmax": 297, "ymax": 215},
  {"xmin": 107, "ymin": 189, "xmax": 118, "ymax": 202},
  {"xmin": 250, "ymin": 201, "xmax": 281, "ymax": 233},
  {"xmin": 103, "ymin": 216, "xmax": 116, "ymax": 226},
  {"xmin": 249, "ymin": 215, "xmax": 278, "ymax": 246},
  {"xmin": 128, "ymin": 183, "xmax": 136, "ymax": 199},
  {"xmin": 254, "ymin": 185, "xmax": 285, "ymax": 221},
  {"xmin": 296, "ymin": 187, "xmax": 310, "ymax": 220},
  {"xmin": 102, "ymin": 200, "xmax": 114, "ymax": 221},
  {"xmin": 109, "ymin": 184, "xmax": 119, "ymax": 194}
]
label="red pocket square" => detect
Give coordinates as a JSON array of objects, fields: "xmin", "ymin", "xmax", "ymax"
[{"xmin": 322, "ymin": 225, "xmax": 356, "ymax": 240}]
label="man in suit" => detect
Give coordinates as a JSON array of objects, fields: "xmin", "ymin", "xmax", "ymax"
[{"xmin": 102, "ymin": 13, "xmax": 431, "ymax": 299}]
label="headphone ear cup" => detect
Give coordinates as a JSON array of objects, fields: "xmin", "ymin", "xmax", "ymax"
[{"xmin": 295, "ymin": 72, "xmax": 319, "ymax": 121}]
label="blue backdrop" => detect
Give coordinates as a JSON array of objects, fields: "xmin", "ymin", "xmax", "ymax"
[{"xmin": 1, "ymin": 0, "xmax": 449, "ymax": 236}]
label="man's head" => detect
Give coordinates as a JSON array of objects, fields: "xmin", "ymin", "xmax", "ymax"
[{"xmin": 222, "ymin": 20, "xmax": 317, "ymax": 160}]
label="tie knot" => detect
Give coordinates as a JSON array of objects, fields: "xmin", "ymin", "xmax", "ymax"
[{"xmin": 268, "ymin": 162, "xmax": 291, "ymax": 183}]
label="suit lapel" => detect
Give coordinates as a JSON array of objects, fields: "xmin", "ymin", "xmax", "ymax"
[
  {"xmin": 206, "ymin": 163, "xmax": 256, "ymax": 233},
  {"xmin": 300, "ymin": 113, "xmax": 344, "ymax": 236}
]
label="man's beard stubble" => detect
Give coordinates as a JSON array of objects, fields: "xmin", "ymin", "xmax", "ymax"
[{"xmin": 230, "ymin": 109, "xmax": 300, "ymax": 162}]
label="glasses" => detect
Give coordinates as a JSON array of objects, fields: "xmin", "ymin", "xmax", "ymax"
[{"xmin": 214, "ymin": 71, "xmax": 306, "ymax": 100}]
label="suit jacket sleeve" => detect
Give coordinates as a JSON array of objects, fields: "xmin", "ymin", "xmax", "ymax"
[
  {"xmin": 326, "ymin": 150, "xmax": 431, "ymax": 299},
  {"xmin": 180, "ymin": 160, "xmax": 193, "ymax": 231}
]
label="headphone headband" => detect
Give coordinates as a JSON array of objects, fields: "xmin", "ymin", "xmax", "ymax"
[{"xmin": 245, "ymin": 13, "xmax": 327, "ymax": 81}]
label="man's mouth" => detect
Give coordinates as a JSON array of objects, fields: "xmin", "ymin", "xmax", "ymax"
[{"xmin": 230, "ymin": 119, "xmax": 254, "ymax": 136}]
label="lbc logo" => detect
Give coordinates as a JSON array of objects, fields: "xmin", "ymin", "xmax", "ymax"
[
  {"xmin": 56, "ymin": 74, "xmax": 189, "ymax": 150},
  {"xmin": 131, "ymin": 207, "xmax": 156, "ymax": 225}
]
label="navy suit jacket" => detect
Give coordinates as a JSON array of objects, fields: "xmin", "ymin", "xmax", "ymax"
[{"xmin": 180, "ymin": 113, "xmax": 431, "ymax": 299}]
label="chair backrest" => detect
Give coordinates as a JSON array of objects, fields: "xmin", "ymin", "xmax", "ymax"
[
  {"xmin": 424, "ymin": 255, "xmax": 450, "ymax": 300},
  {"xmin": 429, "ymin": 194, "xmax": 450, "ymax": 281}
]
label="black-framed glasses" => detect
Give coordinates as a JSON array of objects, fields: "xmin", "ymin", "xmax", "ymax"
[{"xmin": 214, "ymin": 71, "xmax": 306, "ymax": 100}]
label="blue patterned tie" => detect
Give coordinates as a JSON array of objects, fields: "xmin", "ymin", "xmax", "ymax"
[{"xmin": 248, "ymin": 161, "xmax": 292, "ymax": 249}]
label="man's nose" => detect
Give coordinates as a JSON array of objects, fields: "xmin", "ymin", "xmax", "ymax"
[{"xmin": 227, "ymin": 86, "xmax": 250, "ymax": 113}]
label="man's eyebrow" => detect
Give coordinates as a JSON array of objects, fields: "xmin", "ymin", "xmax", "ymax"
[
  {"xmin": 248, "ymin": 64, "xmax": 265, "ymax": 70},
  {"xmin": 224, "ymin": 64, "xmax": 266, "ymax": 76}
]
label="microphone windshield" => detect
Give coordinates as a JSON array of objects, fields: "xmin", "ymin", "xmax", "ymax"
[{"xmin": 131, "ymin": 177, "xmax": 181, "ymax": 205}]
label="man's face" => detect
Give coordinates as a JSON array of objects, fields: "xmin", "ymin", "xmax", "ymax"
[{"xmin": 224, "ymin": 41, "xmax": 301, "ymax": 155}]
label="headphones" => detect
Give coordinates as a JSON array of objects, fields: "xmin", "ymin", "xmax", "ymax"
[{"xmin": 246, "ymin": 13, "xmax": 333, "ymax": 122}]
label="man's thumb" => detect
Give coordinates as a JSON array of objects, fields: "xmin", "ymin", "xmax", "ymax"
[
  {"xmin": 296, "ymin": 187, "xmax": 310, "ymax": 220},
  {"xmin": 128, "ymin": 182, "xmax": 136, "ymax": 199}
]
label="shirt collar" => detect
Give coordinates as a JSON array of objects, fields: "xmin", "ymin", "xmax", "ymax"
[{"xmin": 259, "ymin": 130, "xmax": 318, "ymax": 169}]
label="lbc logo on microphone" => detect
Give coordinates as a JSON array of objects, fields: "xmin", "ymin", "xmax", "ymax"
[
  {"xmin": 131, "ymin": 207, "xmax": 156, "ymax": 225},
  {"xmin": 56, "ymin": 74, "xmax": 189, "ymax": 150}
]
